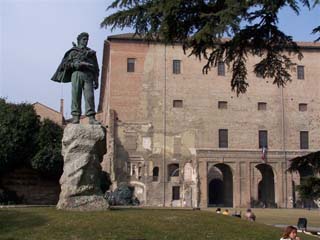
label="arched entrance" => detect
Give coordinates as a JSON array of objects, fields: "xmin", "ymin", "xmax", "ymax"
[
  {"xmin": 256, "ymin": 164, "xmax": 275, "ymax": 207},
  {"xmin": 208, "ymin": 163, "xmax": 233, "ymax": 207}
]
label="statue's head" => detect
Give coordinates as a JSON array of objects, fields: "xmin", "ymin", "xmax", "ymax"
[{"xmin": 77, "ymin": 32, "xmax": 89, "ymax": 48}]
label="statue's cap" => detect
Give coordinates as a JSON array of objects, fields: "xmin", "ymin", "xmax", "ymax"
[{"xmin": 77, "ymin": 32, "xmax": 89, "ymax": 42}]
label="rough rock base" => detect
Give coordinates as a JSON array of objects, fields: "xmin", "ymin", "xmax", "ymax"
[{"xmin": 57, "ymin": 124, "xmax": 109, "ymax": 211}]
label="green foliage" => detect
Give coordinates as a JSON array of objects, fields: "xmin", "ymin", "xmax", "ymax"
[
  {"xmin": 31, "ymin": 146, "xmax": 63, "ymax": 178},
  {"xmin": 0, "ymin": 99, "xmax": 63, "ymax": 177},
  {"xmin": 288, "ymin": 151, "xmax": 320, "ymax": 202},
  {"xmin": 31, "ymin": 119, "xmax": 63, "ymax": 177},
  {"xmin": 296, "ymin": 176, "xmax": 320, "ymax": 201},
  {"xmin": 102, "ymin": 0, "xmax": 320, "ymax": 95},
  {"xmin": 288, "ymin": 151, "xmax": 320, "ymax": 175},
  {"xmin": 0, "ymin": 98, "xmax": 40, "ymax": 173},
  {"xmin": 312, "ymin": 25, "xmax": 320, "ymax": 42}
]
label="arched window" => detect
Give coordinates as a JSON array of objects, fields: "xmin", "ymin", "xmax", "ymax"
[
  {"xmin": 153, "ymin": 167, "xmax": 159, "ymax": 181},
  {"xmin": 168, "ymin": 164, "xmax": 179, "ymax": 181}
]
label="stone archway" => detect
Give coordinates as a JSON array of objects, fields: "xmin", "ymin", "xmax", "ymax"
[
  {"xmin": 208, "ymin": 163, "xmax": 233, "ymax": 207},
  {"xmin": 255, "ymin": 164, "xmax": 275, "ymax": 207}
]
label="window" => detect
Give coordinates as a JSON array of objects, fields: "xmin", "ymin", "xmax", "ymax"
[
  {"xmin": 297, "ymin": 65, "xmax": 304, "ymax": 80},
  {"xmin": 168, "ymin": 164, "xmax": 179, "ymax": 181},
  {"xmin": 152, "ymin": 167, "xmax": 159, "ymax": 182},
  {"xmin": 173, "ymin": 60, "xmax": 181, "ymax": 74},
  {"xmin": 218, "ymin": 101, "xmax": 228, "ymax": 109},
  {"xmin": 300, "ymin": 131, "xmax": 309, "ymax": 149},
  {"xmin": 219, "ymin": 129, "xmax": 228, "ymax": 148},
  {"xmin": 127, "ymin": 58, "xmax": 135, "ymax": 72},
  {"xmin": 132, "ymin": 164, "xmax": 136, "ymax": 176},
  {"xmin": 172, "ymin": 186, "xmax": 180, "ymax": 200},
  {"xmin": 217, "ymin": 61, "xmax": 225, "ymax": 76},
  {"xmin": 299, "ymin": 103, "xmax": 307, "ymax": 112},
  {"xmin": 173, "ymin": 100, "xmax": 183, "ymax": 108},
  {"xmin": 259, "ymin": 130, "xmax": 268, "ymax": 148},
  {"xmin": 138, "ymin": 165, "xmax": 142, "ymax": 180},
  {"xmin": 258, "ymin": 102, "xmax": 267, "ymax": 111}
]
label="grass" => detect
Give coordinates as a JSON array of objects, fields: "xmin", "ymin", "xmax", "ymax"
[
  {"xmin": 0, "ymin": 207, "xmax": 318, "ymax": 240},
  {"xmin": 206, "ymin": 208, "xmax": 320, "ymax": 226}
]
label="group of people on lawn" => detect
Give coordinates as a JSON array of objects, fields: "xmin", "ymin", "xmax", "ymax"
[
  {"xmin": 215, "ymin": 208, "xmax": 256, "ymax": 221},
  {"xmin": 215, "ymin": 208, "xmax": 301, "ymax": 240}
]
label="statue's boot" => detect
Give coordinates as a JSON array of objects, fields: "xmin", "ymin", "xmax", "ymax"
[
  {"xmin": 89, "ymin": 115, "xmax": 100, "ymax": 125},
  {"xmin": 72, "ymin": 115, "xmax": 80, "ymax": 124}
]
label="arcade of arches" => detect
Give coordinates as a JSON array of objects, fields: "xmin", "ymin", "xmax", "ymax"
[
  {"xmin": 198, "ymin": 150, "xmax": 303, "ymax": 208},
  {"xmin": 205, "ymin": 162, "xmax": 277, "ymax": 208},
  {"xmin": 207, "ymin": 163, "xmax": 276, "ymax": 208}
]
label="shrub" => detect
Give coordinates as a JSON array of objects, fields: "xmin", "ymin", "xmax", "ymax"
[{"xmin": 31, "ymin": 119, "xmax": 63, "ymax": 178}]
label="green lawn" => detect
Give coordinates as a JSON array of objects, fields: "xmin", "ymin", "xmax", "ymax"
[
  {"xmin": 0, "ymin": 207, "xmax": 317, "ymax": 240},
  {"xmin": 0, "ymin": 208, "xmax": 315, "ymax": 240}
]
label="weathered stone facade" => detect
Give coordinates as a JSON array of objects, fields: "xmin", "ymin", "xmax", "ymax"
[{"xmin": 98, "ymin": 34, "xmax": 320, "ymax": 208}]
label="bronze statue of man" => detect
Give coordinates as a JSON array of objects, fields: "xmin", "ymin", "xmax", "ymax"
[{"xmin": 51, "ymin": 32, "xmax": 100, "ymax": 124}]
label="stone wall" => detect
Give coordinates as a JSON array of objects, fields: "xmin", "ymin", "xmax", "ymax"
[{"xmin": 0, "ymin": 167, "xmax": 60, "ymax": 205}]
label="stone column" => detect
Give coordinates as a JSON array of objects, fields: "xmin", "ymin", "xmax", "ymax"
[
  {"xmin": 234, "ymin": 162, "xmax": 241, "ymax": 208},
  {"xmin": 199, "ymin": 160, "xmax": 207, "ymax": 208},
  {"xmin": 57, "ymin": 124, "xmax": 109, "ymax": 211}
]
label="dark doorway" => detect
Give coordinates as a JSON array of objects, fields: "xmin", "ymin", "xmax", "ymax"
[
  {"xmin": 256, "ymin": 164, "xmax": 275, "ymax": 207},
  {"xmin": 208, "ymin": 163, "xmax": 233, "ymax": 207},
  {"xmin": 292, "ymin": 181, "xmax": 296, "ymax": 208},
  {"xmin": 209, "ymin": 179, "xmax": 223, "ymax": 204},
  {"xmin": 152, "ymin": 167, "xmax": 159, "ymax": 181}
]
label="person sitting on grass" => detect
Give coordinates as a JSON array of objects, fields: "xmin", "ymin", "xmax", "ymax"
[
  {"xmin": 244, "ymin": 208, "xmax": 256, "ymax": 222},
  {"xmin": 280, "ymin": 226, "xmax": 301, "ymax": 240},
  {"xmin": 216, "ymin": 208, "xmax": 221, "ymax": 214},
  {"xmin": 222, "ymin": 209, "xmax": 229, "ymax": 215}
]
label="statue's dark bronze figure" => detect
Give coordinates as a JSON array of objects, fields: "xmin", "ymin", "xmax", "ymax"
[{"xmin": 52, "ymin": 32, "xmax": 100, "ymax": 124}]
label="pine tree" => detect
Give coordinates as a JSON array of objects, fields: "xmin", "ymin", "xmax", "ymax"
[{"xmin": 101, "ymin": 0, "xmax": 320, "ymax": 95}]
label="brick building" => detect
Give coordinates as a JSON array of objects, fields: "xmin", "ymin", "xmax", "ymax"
[
  {"xmin": 98, "ymin": 33, "xmax": 320, "ymax": 208},
  {"xmin": 33, "ymin": 100, "xmax": 65, "ymax": 126}
]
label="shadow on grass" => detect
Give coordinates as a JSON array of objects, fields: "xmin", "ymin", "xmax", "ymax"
[
  {"xmin": 109, "ymin": 207, "xmax": 195, "ymax": 212},
  {"xmin": 0, "ymin": 210, "xmax": 47, "ymax": 235},
  {"xmin": 109, "ymin": 207, "xmax": 144, "ymax": 211}
]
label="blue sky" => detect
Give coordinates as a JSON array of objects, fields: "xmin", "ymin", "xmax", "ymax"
[{"xmin": 0, "ymin": 0, "xmax": 319, "ymax": 117}]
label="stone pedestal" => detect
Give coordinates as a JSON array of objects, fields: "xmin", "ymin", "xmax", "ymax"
[{"xmin": 57, "ymin": 124, "xmax": 109, "ymax": 211}]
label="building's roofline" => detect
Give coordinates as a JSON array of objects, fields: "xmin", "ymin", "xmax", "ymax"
[
  {"xmin": 107, "ymin": 33, "xmax": 320, "ymax": 49},
  {"xmin": 32, "ymin": 102, "xmax": 62, "ymax": 115}
]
